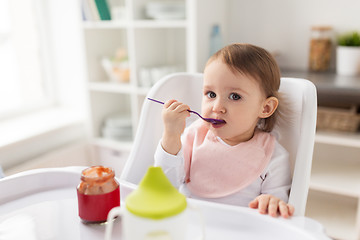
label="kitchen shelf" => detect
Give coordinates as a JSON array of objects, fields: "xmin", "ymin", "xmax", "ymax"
[
  {"xmin": 132, "ymin": 20, "xmax": 188, "ymax": 28},
  {"xmin": 310, "ymin": 160, "xmax": 360, "ymax": 198},
  {"xmin": 83, "ymin": 21, "xmax": 128, "ymax": 29},
  {"xmin": 282, "ymin": 70, "xmax": 360, "ymax": 106},
  {"xmin": 308, "ymin": 130, "xmax": 360, "ymax": 239},
  {"xmin": 80, "ymin": 0, "xmax": 232, "ymax": 176},
  {"xmin": 315, "ymin": 130, "xmax": 360, "ymax": 148},
  {"xmin": 81, "ymin": 0, "xmax": 228, "ymax": 160},
  {"xmin": 306, "ymin": 190, "xmax": 358, "ymax": 240},
  {"xmin": 83, "ymin": 20, "xmax": 188, "ymax": 29}
]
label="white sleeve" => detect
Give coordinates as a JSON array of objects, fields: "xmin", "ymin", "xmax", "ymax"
[
  {"xmin": 154, "ymin": 140, "xmax": 186, "ymax": 188},
  {"xmin": 260, "ymin": 141, "xmax": 292, "ymax": 203}
]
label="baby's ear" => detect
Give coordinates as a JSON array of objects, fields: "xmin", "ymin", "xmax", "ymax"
[{"xmin": 259, "ymin": 97, "xmax": 278, "ymax": 119}]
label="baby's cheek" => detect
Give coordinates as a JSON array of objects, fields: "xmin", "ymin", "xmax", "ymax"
[{"xmin": 201, "ymin": 105, "xmax": 211, "ymax": 116}]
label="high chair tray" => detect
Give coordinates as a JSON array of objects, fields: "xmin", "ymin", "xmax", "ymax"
[
  {"xmin": 0, "ymin": 167, "xmax": 330, "ymax": 240},
  {"xmin": 187, "ymin": 198, "xmax": 330, "ymax": 240}
]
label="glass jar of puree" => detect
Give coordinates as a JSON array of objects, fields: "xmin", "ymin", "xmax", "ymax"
[
  {"xmin": 77, "ymin": 166, "xmax": 120, "ymax": 223},
  {"xmin": 309, "ymin": 26, "xmax": 333, "ymax": 71}
]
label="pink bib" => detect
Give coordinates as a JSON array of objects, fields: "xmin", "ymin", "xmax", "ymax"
[{"xmin": 183, "ymin": 120, "xmax": 275, "ymax": 198}]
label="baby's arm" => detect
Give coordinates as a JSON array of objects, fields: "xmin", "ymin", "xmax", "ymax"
[
  {"xmin": 249, "ymin": 141, "xmax": 293, "ymax": 218},
  {"xmin": 161, "ymin": 99, "xmax": 190, "ymax": 155}
]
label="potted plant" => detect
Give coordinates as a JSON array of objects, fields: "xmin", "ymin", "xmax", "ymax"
[{"xmin": 336, "ymin": 31, "xmax": 360, "ymax": 76}]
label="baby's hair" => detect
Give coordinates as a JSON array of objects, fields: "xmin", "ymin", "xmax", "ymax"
[{"xmin": 205, "ymin": 43, "xmax": 281, "ymax": 132}]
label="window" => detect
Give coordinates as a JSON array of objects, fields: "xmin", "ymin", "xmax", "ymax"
[{"xmin": 0, "ymin": 0, "xmax": 54, "ymax": 120}]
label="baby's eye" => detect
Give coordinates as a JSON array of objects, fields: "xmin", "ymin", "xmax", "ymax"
[
  {"xmin": 206, "ymin": 91, "xmax": 216, "ymax": 99},
  {"xmin": 229, "ymin": 93, "xmax": 241, "ymax": 100}
]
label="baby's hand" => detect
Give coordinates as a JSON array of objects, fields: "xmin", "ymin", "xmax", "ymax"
[
  {"xmin": 162, "ymin": 99, "xmax": 190, "ymax": 136},
  {"xmin": 161, "ymin": 100, "xmax": 190, "ymax": 155},
  {"xmin": 248, "ymin": 194, "xmax": 294, "ymax": 218}
]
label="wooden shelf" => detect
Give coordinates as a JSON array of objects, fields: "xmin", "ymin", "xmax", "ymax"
[
  {"xmin": 310, "ymin": 124, "xmax": 360, "ymax": 239},
  {"xmin": 310, "ymin": 161, "xmax": 360, "ymax": 197},
  {"xmin": 132, "ymin": 20, "xmax": 187, "ymax": 28},
  {"xmin": 82, "ymin": 0, "xmax": 197, "ymax": 154},
  {"xmin": 315, "ymin": 130, "xmax": 360, "ymax": 148},
  {"xmin": 82, "ymin": 20, "xmax": 187, "ymax": 29},
  {"xmin": 83, "ymin": 21, "xmax": 128, "ymax": 29}
]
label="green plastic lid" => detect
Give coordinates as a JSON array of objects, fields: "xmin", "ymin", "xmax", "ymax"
[{"xmin": 125, "ymin": 166, "xmax": 187, "ymax": 219}]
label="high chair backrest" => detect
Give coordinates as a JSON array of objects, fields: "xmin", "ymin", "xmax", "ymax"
[{"xmin": 121, "ymin": 73, "xmax": 317, "ymax": 216}]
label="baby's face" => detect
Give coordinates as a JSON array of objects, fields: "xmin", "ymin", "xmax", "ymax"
[{"xmin": 202, "ymin": 59, "xmax": 267, "ymax": 145}]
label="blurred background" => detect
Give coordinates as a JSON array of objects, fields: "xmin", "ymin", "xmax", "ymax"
[{"xmin": 0, "ymin": 0, "xmax": 360, "ymax": 239}]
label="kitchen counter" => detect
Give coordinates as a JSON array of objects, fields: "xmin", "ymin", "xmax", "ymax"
[{"xmin": 281, "ymin": 70, "xmax": 360, "ymax": 106}]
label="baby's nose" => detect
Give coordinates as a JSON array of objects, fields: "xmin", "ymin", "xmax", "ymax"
[{"xmin": 212, "ymin": 100, "xmax": 226, "ymax": 113}]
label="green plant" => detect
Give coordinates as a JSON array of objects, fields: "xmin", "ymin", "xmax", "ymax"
[{"xmin": 338, "ymin": 32, "xmax": 360, "ymax": 46}]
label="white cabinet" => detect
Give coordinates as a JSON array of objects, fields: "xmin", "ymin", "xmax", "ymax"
[
  {"xmin": 306, "ymin": 131, "xmax": 360, "ymax": 240},
  {"xmin": 81, "ymin": 0, "xmax": 228, "ymax": 173},
  {"xmin": 81, "ymin": 0, "xmax": 197, "ymax": 153},
  {"xmin": 81, "ymin": 0, "xmax": 228, "ymax": 156}
]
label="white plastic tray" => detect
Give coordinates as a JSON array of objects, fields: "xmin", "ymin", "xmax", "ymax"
[{"xmin": 0, "ymin": 167, "xmax": 330, "ymax": 240}]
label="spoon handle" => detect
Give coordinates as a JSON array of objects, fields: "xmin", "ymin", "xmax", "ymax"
[
  {"xmin": 187, "ymin": 110, "xmax": 204, "ymax": 120},
  {"xmin": 147, "ymin": 97, "xmax": 225, "ymax": 124},
  {"xmin": 148, "ymin": 97, "xmax": 203, "ymax": 119},
  {"xmin": 147, "ymin": 98, "xmax": 165, "ymax": 105}
]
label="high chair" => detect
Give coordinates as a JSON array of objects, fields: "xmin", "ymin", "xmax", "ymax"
[{"xmin": 121, "ymin": 73, "xmax": 317, "ymax": 216}]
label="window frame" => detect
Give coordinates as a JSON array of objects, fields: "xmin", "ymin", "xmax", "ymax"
[{"xmin": 0, "ymin": 0, "xmax": 57, "ymax": 121}]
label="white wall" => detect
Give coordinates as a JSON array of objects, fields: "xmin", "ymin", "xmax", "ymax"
[
  {"xmin": 196, "ymin": 0, "xmax": 229, "ymax": 71},
  {"xmin": 227, "ymin": 0, "xmax": 360, "ymax": 71}
]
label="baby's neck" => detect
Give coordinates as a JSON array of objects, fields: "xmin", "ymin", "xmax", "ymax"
[{"xmin": 216, "ymin": 130, "xmax": 256, "ymax": 146}]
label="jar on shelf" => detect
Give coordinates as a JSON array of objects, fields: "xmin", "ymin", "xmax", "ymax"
[
  {"xmin": 77, "ymin": 166, "xmax": 120, "ymax": 223},
  {"xmin": 309, "ymin": 26, "xmax": 333, "ymax": 71}
]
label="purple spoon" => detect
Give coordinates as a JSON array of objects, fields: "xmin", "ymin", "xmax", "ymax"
[{"xmin": 147, "ymin": 97, "xmax": 226, "ymax": 124}]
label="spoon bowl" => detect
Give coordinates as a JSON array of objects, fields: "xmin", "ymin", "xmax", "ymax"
[{"xmin": 147, "ymin": 98, "xmax": 225, "ymax": 124}]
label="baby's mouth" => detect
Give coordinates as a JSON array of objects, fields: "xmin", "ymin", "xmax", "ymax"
[{"xmin": 211, "ymin": 120, "xmax": 226, "ymax": 128}]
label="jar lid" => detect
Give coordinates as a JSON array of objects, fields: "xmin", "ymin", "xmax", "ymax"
[
  {"xmin": 125, "ymin": 166, "xmax": 187, "ymax": 219},
  {"xmin": 311, "ymin": 25, "xmax": 332, "ymax": 31},
  {"xmin": 81, "ymin": 166, "xmax": 115, "ymax": 183}
]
